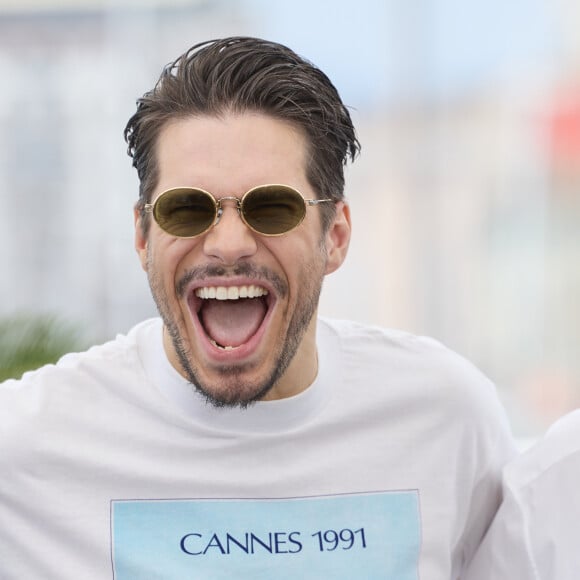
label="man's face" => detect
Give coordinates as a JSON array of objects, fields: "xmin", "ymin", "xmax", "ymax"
[{"xmin": 135, "ymin": 112, "xmax": 350, "ymax": 407}]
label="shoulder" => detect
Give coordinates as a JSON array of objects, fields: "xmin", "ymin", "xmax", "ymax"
[
  {"xmin": 320, "ymin": 316, "xmax": 476, "ymax": 361},
  {"xmin": 505, "ymin": 409, "xmax": 580, "ymax": 492},
  {"xmin": 317, "ymin": 318, "xmax": 516, "ymax": 466},
  {"xmin": 1, "ymin": 318, "xmax": 157, "ymax": 387},
  {"xmin": 0, "ymin": 318, "xmax": 159, "ymax": 432},
  {"xmin": 318, "ymin": 317, "xmax": 499, "ymax": 404},
  {"xmin": 318, "ymin": 319, "xmax": 516, "ymax": 516}
]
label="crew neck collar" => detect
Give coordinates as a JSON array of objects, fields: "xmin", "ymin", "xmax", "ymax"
[{"xmin": 138, "ymin": 318, "xmax": 339, "ymax": 433}]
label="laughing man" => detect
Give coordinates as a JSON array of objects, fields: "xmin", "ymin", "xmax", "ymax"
[{"xmin": 0, "ymin": 37, "xmax": 515, "ymax": 579}]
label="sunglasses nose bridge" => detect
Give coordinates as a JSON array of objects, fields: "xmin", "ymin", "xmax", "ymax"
[{"xmin": 214, "ymin": 196, "xmax": 242, "ymax": 225}]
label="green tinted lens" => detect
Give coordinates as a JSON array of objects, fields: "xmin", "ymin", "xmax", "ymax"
[
  {"xmin": 242, "ymin": 186, "xmax": 306, "ymax": 235},
  {"xmin": 154, "ymin": 188, "xmax": 216, "ymax": 237}
]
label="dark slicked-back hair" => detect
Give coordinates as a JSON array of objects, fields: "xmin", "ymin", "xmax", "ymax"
[{"xmin": 124, "ymin": 36, "xmax": 360, "ymax": 233}]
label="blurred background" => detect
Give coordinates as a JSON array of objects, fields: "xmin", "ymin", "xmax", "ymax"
[{"xmin": 1, "ymin": 0, "xmax": 579, "ymax": 439}]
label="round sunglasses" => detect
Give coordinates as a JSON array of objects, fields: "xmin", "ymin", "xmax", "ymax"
[{"xmin": 144, "ymin": 184, "xmax": 334, "ymax": 238}]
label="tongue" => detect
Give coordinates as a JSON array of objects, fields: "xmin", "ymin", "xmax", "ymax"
[{"xmin": 201, "ymin": 298, "xmax": 267, "ymax": 347}]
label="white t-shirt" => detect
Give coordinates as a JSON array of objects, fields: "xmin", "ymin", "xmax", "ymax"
[
  {"xmin": 0, "ymin": 317, "xmax": 515, "ymax": 579},
  {"xmin": 465, "ymin": 409, "xmax": 580, "ymax": 580}
]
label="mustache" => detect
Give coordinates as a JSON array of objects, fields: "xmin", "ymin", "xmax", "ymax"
[{"xmin": 177, "ymin": 262, "xmax": 288, "ymax": 298}]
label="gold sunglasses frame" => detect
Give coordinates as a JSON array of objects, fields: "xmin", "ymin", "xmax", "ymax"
[{"xmin": 144, "ymin": 184, "xmax": 334, "ymax": 238}]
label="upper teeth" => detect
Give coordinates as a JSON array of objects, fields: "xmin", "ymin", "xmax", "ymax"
[{"xmin": 195, "ymin": 285, "xmax": 269, "ymax": 300}]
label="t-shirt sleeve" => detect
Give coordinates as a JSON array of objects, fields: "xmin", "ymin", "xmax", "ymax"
[
  {"xmin": 455, "ymin": 394, "xmax": 518, "ymax": 574},
  {"xmin": 462, "ymin": 479, "xmax": 540, "ymax": 580}
]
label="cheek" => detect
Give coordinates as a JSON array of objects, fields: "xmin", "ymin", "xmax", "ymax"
[
  {"xmin": 286, "ymin": 242, "xmax": 327, "ymax": 293},
  {"xmin": 146, "ymin": 239, "xmax": 192, "ymax": 286}
]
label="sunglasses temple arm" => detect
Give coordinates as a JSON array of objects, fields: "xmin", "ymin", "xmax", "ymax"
[{"xmin": 307, "ymin": 199, "xmax": 334, "ymax": 206}]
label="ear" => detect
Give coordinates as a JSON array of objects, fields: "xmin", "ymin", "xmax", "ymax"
[
  {"xmin": 134, "ymin": 206, "xmax": 148, "ymax": 272},
  {"xmin": 324, "ymin": 201, "xmax": 351, "ymax": 275}
]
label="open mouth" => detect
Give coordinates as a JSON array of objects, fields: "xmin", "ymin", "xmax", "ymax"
[{"xmin": 193, "ymin": 284, "xmax": 271, "ymax": 351}]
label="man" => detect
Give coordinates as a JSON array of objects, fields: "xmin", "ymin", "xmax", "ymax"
[
  {"xmin": 0, "ymin": 37, "xmax": 515, "ymax": 579},
  {"xmin": 465, "ymin": 409, "xmax": 580, "ymax": 580}
]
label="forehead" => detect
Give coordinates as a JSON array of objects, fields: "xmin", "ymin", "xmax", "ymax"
[{"xmin": 154, "ymin": 112, "xmax": 311, "ymax": 196}]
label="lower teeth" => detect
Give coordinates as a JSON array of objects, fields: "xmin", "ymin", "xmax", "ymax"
[{"xmin": 209, "ymin": 339, "xmax": 238, "ymax": 351}]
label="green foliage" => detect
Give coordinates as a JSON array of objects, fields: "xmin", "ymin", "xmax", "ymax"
[{"xmin": 0, "ymin": 314, "xmax": 84, "ymax": 381}]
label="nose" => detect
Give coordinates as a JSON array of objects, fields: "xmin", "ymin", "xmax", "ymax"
[{"xmin": 202, "ymin": 198, "xmax": 258, "ymax": 265}]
